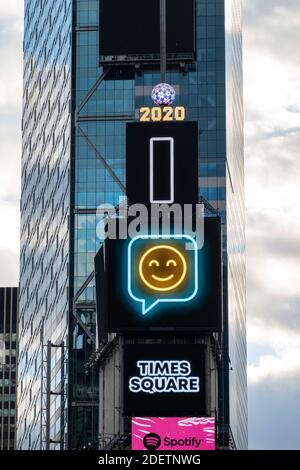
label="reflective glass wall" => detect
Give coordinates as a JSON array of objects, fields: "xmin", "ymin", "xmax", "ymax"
[
  {"xmin": 17, "ymin": 0, "xmax": 72, "ymax": 450},
  {"xmin": 225, "ymin": 0, "xmax": 247, "ymax": 449}
]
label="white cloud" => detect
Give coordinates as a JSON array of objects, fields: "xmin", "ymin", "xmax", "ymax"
[
  {"xmin": 248, "ymin": 350, "xmax": 300, "ymax": 384},
  {"xmin": 248, "ymin": 320, "xmax": 300, "ymax": 383},
  {"xmin": 0, "ymin": 248, "xmax": 19, "ymax": 286},
  {"xmin": 0, "ymin": 1, "xmax": 23, "ymax": 287},
  {"xmin": 244, "ymin": 0, "xmax": 300, "ymax": 449},
  {"xmin": 244, "ymin": 53, "xmax": 300, "ymax": 126},
  {"xmin": 0, "ymin": 80, "xmax": 6, "ymax": 105},
  {"xmin": 0, "ymin": 2, "xmax": 24, "ymax": 20},
  {"xmin": 0, "ymin": 203, "xmax": 20, "ymax": 253},
  {"xmin": 0, "ymin": 22, "xmax": 23, "ymax": 111},
  {"xmin": 244, "ymin": 0, "xmax": 300, "ymax": 331},
  {"xmin": 0, "ymin": 120, "xmax": 21, "ymax": 201}
]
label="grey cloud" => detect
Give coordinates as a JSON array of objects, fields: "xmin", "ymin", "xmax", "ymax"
[
  {"xmin": 247, "ymin": 206, "xmax": 300, "ymax": 332},
  {"xmin": 247, "ymin": 290, "xmax": 300, "ymax": 333},
  {"xmin": 247, "ymin": 127, "xmax": 300, "ymax": 145},
  {"xmin": 264, "ymin": 127, "xmax": 300, "ymax": 140},
  {"xmin": 247, "ymin": 283, "xmax": 300, "ymax": 333},
  {"xmin": 249, "ymin": 374, "xmax": 300, "ymax": 449},
  {"xmin": 244, "ymin": 0, "xmax": 300, "ymax": 21},
  {"xmin": 286, "ymin": 105, "xmax": 300, "ymax": 114},
  {"xmin": 247, "ymin": 211, "xmax": 300, "ymax": 259},
  {"xmin": 245, "ymin": 129, "xmax": 300, "ymax": 184},
  {"xmin": 247, "ymin": 343, "xmax": 278, "ymax": 366},
  {"xmin": 244, "ymin": 0, "xmax": 300, "ymax": 66}
]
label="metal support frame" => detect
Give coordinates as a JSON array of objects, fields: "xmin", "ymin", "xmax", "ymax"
[
  {"xmin": 71, "ymin": 17, "xmax": 137, "ymax": 454},
  {"xmin": 60, "ymin": 341, "xmax": 65, "ymax": 450},
  {"xmin": 77, "ymin": 114, "xmax": 133, "ymax": 122},
  {"xmin": 72, "ymin": 270, "xmax": 96, "ymax": 344},
  {"xmin": 45, "ymin": 340, "xmax": 51, "ymax": 449},
  {"xmin": 78, "ymin": 125, "xmax": 126, "ymax": 194},
  {"xmin": 217, "ymin": 424, "xmax": 237, "ymax": 450},
  {"xmin": 73, "ymin": 34, "xmax": 131, "ymax": 360},
  {"xmin": 72, "ymin": 306, "xmax": 96, "ymax": 344},
  {"xmin": 41, "ymin": 341, "xmax": 67, "ymax": 450},
  {"xmin": 199, "ymin": 196, "xmax": 220, "ymax": 216},
  {"xmin": 76, "ymin": 68, "xmax": 111, "ymax": 115},
  {"xmin": 160, "ymin": 0, "xmax": 167, "ymax": 83},
  {"xmin": 74, "ymin": 270, "xmax": 95, "ymax": 303}
]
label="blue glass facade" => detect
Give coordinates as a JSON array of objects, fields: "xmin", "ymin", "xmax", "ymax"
[
  {"xmin": 18, "ymin": 0, "xmax": 246, "ymax": 449},
  {"xmin": 17, "ymin": 0, "xmax": 72, "ymax": 449}
]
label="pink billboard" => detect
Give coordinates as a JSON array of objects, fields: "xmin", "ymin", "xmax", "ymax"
[{"xmin": 131, "ymin": 417, "xmax": 215, "ymax": 451}]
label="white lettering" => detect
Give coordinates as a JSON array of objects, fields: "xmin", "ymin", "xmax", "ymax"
[
  {"xmin": 129, "ymin": 359, "xmax": 200, "ymax": 394},
  {"xmin": 136, "ymin": 360, "xmax": 191, "ymax": 377}
]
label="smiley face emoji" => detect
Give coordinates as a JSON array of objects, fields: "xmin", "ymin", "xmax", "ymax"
[{"xmin": 138, "ymin": 244, "xmax": 187, "ymax": 292}]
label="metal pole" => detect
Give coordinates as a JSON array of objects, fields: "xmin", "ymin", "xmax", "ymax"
[
  {"xmin": 40, "ymin": 319, "xmax": 44, "ymax": 449},
  {"xmin": 60, "ymin": 342, "xmax": 65, "ymax": 450},
  {"xmin": 160, "ymin": 0, "xmax": 167, "ymax": 83},
  {"xmin": 46, "ymin": 340, "xmax": 51, "ymax": 450}
]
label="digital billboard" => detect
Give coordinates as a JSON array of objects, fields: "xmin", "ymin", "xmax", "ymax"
[
  {"xmin": 95, "ymin": 217, "xmax": 222, "ymax": 332},
  {"xmin": 123, "ymin": 344, "xmax": 206, "ymax": 416},
  {"xmin": 132, "ymin": 417, "xmax": 215, "ymax": 450},
  {"xmin": 126, "ymin": 122, "xmax": 198, "ymax": 207},
  {"xmin": 99, "ymin": 0, "xmax": 195, "ymax": 63}
]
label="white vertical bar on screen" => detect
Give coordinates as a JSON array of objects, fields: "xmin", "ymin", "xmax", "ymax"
[{"xmin": 150, "ymin": 137, "xmax": 174, "ymax": 204}]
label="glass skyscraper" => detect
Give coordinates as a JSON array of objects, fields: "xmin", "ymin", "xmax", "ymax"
[{"xmin": 17, "ymin": 0, "xmax": 246, "ymax": 449}]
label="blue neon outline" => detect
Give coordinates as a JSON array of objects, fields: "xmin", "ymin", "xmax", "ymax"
[{"xmin": 127, "ymin": 234, "xmax": 198, "ymax": 315}]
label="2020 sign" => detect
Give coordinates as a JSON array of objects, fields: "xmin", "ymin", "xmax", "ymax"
[{"xmin": 139, "ymin": 106, "xmax": 186, "ymax": 122}]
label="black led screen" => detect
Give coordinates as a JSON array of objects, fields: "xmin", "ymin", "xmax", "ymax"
[
  {"xmin": 100, "ymin": 0, "xmax": 195, "ymax": 62},
  {"xmin": 126, "ymin": 121, "xmax": 199, "ymax": 207}
]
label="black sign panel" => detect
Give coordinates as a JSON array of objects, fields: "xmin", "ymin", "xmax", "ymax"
[
  {"xmin": 126, "ymin": 122, "xmax": 198, "ymax": 206},
  {"xmin": 95, "ymin": 217, "xmax": 222, "ymax": 332},
  {"xmin": 99, "ymin": 0, "xmax": 195, "ymax": 62},
  {"xmin": 95, "ymin": 245, "xmax": 106, "ymax": 342},
  {"xmin": 123, "ymin": 344, "xmax": 206, "ymax": 416}
]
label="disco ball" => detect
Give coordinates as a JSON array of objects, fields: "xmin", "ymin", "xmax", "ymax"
[{"xmin": 151, "ymin": 83, "xmax": 176, "ymax": 106}]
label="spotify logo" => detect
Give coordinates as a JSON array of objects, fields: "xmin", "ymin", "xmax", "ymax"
[{"xmin": 143, "ymin": 433, "xmax": 161, "ymax": 450}]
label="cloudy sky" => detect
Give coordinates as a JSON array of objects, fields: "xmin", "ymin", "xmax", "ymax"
[{"xmin": 0, "ymin": 1, "xmax": 299, "ymax": 450}]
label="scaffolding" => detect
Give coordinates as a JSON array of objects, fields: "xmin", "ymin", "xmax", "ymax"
[{"xmin": 41, "ymin": 341, "xmax": 67, "ymax": 449}]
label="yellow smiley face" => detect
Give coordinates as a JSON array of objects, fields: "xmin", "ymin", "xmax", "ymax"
[{"xmin": 138, "ymin": 245, "xmax": 187, "ymax": 292}]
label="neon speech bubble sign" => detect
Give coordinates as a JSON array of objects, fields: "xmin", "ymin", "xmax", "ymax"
[{"xmin": 128, "ymin": 235, "xmax": 198, "ymax": 315}]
